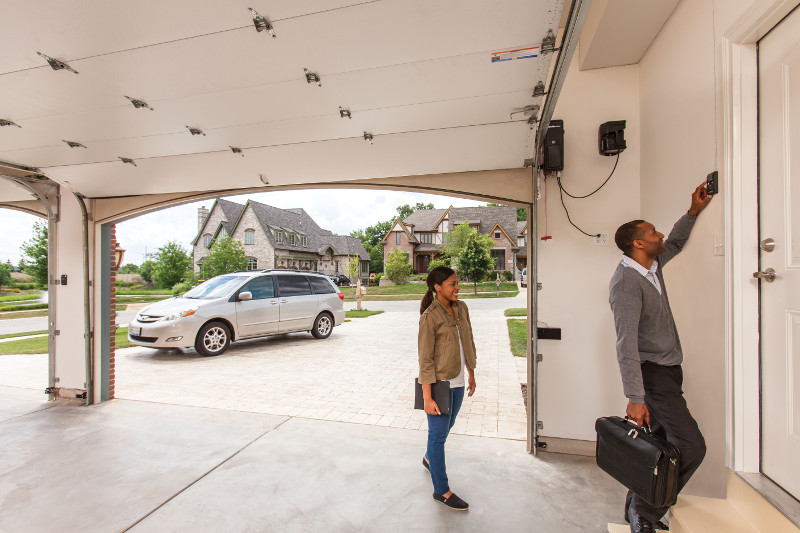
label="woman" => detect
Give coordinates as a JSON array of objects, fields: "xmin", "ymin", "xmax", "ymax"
[{"xmin": 418, "ymin": 266, "xmax": 477, "ymax": 510}]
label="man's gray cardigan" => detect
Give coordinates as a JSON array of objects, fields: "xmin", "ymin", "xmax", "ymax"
[{"xmin": 608, "ymin": 214, "xmax": 697, "ymax": 403}]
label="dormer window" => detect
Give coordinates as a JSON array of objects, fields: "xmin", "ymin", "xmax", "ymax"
[
  {"xmin": 288, "ymin": 234, "xmax": 296, "ymax": 245},
  {"xmin": 276, "ymin": 231, "xmax": 284, "ymax": 244},
  {"xmin": 300, "ymin": 235, "xmax": 307, "ymax": 246},
  {"xmin": 203, "ymin": 234, "xmax": 212, "ymax": 247},
  {"xmin": 420, "ymin": 233, "xmax": 432, "ymax": 244},
  {"xmin": 244, "ymin": 229, "xmax": 255, "ymax": 245}
]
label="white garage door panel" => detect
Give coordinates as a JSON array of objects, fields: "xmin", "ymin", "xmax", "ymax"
[
  {"xmin": 4, "ymin": 92, "xmax": 530, "ymax": 168},
  {"xmin": 43, "ymin": 122, "xmax": 530, "ymax": 197},
  {"xmin": 0, "ymin": 0, "xmax": 369, "ymax": 74},
  {"xmin": 0, "ymin": 179, "xmax": 38, "ymax": 203}
]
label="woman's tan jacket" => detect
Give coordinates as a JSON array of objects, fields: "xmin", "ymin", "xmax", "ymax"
[{"xmin": 418, "ymin": 299, "xmax": 477, "ymax": 385}]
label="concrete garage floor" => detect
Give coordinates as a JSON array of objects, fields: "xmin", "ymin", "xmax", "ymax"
[{"xmin": 0, "ymin": 396, "xmax": 625, "ymax": 532}]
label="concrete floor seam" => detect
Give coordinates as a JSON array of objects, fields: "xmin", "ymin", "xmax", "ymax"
[{"xmin": 122, "ymin": 417, "xmax": 292, "ymax": 532}]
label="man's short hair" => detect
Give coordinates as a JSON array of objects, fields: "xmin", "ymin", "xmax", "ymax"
[{"xmin": 615, "ymin": 220, "xmax": 646, "ymax": 255}]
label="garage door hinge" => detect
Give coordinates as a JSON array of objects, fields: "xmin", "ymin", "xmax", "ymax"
[
  {"xmin": 536, "ymin": 420, "xmax": 543, "ymax": 430},
  {"xmin": 536, "ymin": 353, "xmax": 543, "ymax": 363}
]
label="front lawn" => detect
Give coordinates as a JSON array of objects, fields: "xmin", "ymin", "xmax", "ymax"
[
  {"xmin": 507, "ymin": 319, "xmax": 528, "ymax": 357},
  {"xmin": 0, "ymin": 327, "xmax": 133, "ymax": 355},
  {"xmin": 340, "ymin": 281, "xmax": 519, "ymax": 297},
  {"xmin": 345, "ymin": 309, "xmax": 385, "ymax": 318},
  {"xmin": 0, "ymin": 294, "xmax": 40, "ymax": 303},
  {"xmin": 504, "ymin": 308, "xmax": 527, "ymax": 317}
]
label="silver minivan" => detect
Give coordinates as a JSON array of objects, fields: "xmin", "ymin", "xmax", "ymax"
[{"xmin": 128, "ymin": 270, "xmax": 346, "ymax": 356}]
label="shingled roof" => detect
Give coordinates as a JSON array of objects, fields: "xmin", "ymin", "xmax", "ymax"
[
  {"xmin": 401, "ymin": 208, "xmax": 448, "ymax": 231},
  {"xmin": 450, "ymin": 205, "xmax": 517, "ymax": 237}
]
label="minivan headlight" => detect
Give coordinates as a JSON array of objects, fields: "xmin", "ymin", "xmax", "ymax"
[{"xmin": 163, "ymin": 308, "xmax": 198, "ymax": 321}]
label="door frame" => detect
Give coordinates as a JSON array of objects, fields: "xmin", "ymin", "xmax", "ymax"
[{"xmin": 722, "ymin": 0, "xmax": 799, "ymax": 474}]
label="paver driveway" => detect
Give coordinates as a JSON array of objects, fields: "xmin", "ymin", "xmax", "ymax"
[{"xmin": 1, "ymin": 294, "xmax": 529, "ymax": 440}]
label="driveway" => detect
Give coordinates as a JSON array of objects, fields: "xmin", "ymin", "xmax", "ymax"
[{"xmin": 0, "ymin": 294, "xmax": 529, "ymax": 440}]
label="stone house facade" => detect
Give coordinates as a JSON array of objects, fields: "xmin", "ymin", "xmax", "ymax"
[
  {"xmin": 193, "ymin": 198, "xmax": 369, "ymax": 281},
  {"xmin": 381, "ymin": 205, "xmax": 525, "ymax": 278}
]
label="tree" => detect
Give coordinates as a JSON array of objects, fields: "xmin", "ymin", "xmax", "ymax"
[
  {"xmin": 20, "ymin": 220, "xmax": 48, "ymax": 287},
  {"xmin": 351, "ymin": 203, "xmax": 434, "ymax": 274},
  {"xmin": 200, "ymin": 236, "xmax": 247, "ymax": 279},
  {"xmin": 345, "ymin": 255, "xmax": 360, "ymax": 282},
  {"xmin": 459, "ymin": 232, "xmax": 495, "ymax": 294},
  {"xmin": 0, "ymin": 261, "xmax": 12, "ymax": 287},
  {"xmin": 151, "ymin": 242, "xmax": 193, "ymax": 290},
  {"xmin": 442, "ymin": 221, "xmax": 495, "ymax": 281},
  {"xmin": 385, "ymin": 249, "xmax": 412, "ymax": 285},
  {"xmin": 118, "ymin": 263, "xmax": 139, "ymax": 274},
  {"xmin": 139, "ymin": 260, "xmax": 155, "ymax": 284}
]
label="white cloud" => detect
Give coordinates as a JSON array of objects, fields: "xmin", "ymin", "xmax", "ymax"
[{"xmin": 1, "ymin": 189, "xmax": 489, "ymax": 266}]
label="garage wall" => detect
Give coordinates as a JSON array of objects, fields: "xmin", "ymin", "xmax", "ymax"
[
  {"xmin": 638, "ymin": 0, "xmax": 727, "ymax": 499},
  {"xmin": 536, "ymin": 59, "xmax": 641, "ymax": 442}
]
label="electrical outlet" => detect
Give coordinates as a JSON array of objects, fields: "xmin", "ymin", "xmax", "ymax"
[{"xmin": 593, "ymin": 232, "xmax": 609, "ymax": 246}]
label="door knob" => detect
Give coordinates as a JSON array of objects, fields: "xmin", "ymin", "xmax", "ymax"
[
  {"xmin": 752, "ymin": 268, "xmax": 776, "ymax": 283},
  {"xmin": 760, "ymin": 238, "xmax": 776, "ymax": 252}
]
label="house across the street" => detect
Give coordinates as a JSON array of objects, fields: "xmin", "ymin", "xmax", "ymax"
[
  {"xmin": 193, "ymin": 198, "xmax": 369, "ymax": 282},
  {"xmin": 382, "ymin": 205, "xmax": 527, "ymax": 277}
]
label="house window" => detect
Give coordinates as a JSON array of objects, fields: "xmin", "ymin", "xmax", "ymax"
[
  {"xmin": 244, "ymin": 229, "xmax": 255, "ymax": 245},
  {"xmin": 276, "ymin": 231, "xmax": 284, "ymax": 244},
  {"xmin": 300, "ymin": 235, "xmax": 307, "ymax": 246},
  {"xmin": 288, "ymin": 234, "xmax": 296, "ymax": 245},
  {"xmin": 490, "ymin": 249, "xmax": 505, "ymax": 270},
  {"xmin": 396, "ymin": 232, "xmax": 402, "ymax": 245},
  {"xmin": 420, "ymin": 233, "xmax": 432, "ymax": 244},
  {"xmin": 335, "ymin": 261, "xmax": 339, "ymax": 273},
  {"xmin": 246, "ymin": 257, "xmax": 258, "ymax": 270},
  {"xmin": 495, "ymin": 231, "xmax": 501, "ymax": 239},
  {"xmin": 203, "ymin": 234, "xmax": 212, "ymax": 247},
  {"xmin": 361, "ymin": 261, "xmax": 368, "ymax": 274}
]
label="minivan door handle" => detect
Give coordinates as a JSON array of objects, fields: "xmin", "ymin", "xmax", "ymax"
[
  {"xmin": 280, "ymin": 298, "xmax": 288, "ymax": 303},
  {"xmin": 269, "ymin": 300, "xmax": 279, "ymax": 305}
]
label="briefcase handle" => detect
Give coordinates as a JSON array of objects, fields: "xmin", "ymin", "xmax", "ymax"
[{"xmin": 623, "ymin": 417, "xmax": 652, "ymax": 435}]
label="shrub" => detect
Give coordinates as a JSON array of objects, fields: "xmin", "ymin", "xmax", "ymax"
[
  {"xmin": 418, "ymin": 274, "xmax": 427, "ymax": 282},
  {"xmin": 428, "ymin": 259, "xmax": 449, "ymax": 272},
  {"xmin": 115, "ymin": 281, "xmax": 135, "ymax": 288},
  {"xmin": 502, "ymin": 270, "xmax": 513, "ymax": 281},
  {"xmin": 12, "ymin": 282, "xmax": 37, "ymax": 290},
  {"xmin": 171, "ymin": 281, "xmax": 194, "ymax": 297},
  {"xmin": 385, "ymin": 250, "xmax": 412, "ymax": 285}
]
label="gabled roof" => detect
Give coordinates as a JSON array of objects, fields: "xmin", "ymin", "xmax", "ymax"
[
  {"xmin": 487, "ymin": 222, "xmax": 517, "ymax": 246},
  {"xmin": 449, "ymin": 205, "xmax": 517, "ymax": 237},
  {"xmin": 517, "ymin": 221, "xmax": 527, "ymax": 235},
  {"xmin": 381, "ymin": 219, "xmax": 416, "ymax": 243},
  {"xmin": 401, "ymin": 208, "xmax": 448, "ymax": 231},
  {"xmin": 191, "ymin": 198, "xmax": 245, "ymax": 245}
]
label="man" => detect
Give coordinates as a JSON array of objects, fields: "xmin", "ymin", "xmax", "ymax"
[{"xmin": 609, "ymin": 183, "xmax": 712, "ymax": 533}]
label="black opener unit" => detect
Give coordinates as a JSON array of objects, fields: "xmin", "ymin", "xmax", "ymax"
[
  {"xmin": 598, "ymin": 120, "xmax": 627, "ymax": 156},
  {"xmin": 543, "ymin": 119, "xmax": 564, "ymax": 172}
]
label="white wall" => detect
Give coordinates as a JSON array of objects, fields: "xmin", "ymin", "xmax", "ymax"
[
  {"xmin": 638, "ymin": 0, "xmax": 726, "ymax": 498},
  {"xmin": 536, "ymin": 60, "xmax": 641, "ymax": 441}
]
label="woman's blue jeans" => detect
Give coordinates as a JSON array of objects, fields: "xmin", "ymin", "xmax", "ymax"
[{"xmin": 426, "ymin": 386, "xmax": 465, "ymax": 495}]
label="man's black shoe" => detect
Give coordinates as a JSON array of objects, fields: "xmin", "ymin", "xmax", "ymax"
[
  {"xmin": 422, "ymin": 457, "xmax": 430, "ymax": 472},
  {"xmin": 628, "ymin": 506, "xmax": 655, "ymax": 533},
  {"xmin": 433, "ymin": 492, "xmax": 469, "ymax": 510}
]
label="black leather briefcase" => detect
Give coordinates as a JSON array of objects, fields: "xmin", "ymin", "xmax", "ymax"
[{"xmin": 595, "ymin": 416, "xmax": 680, "ymax": 508}]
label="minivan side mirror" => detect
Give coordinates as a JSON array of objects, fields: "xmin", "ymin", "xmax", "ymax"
[{"xmin": 238, "ymin": 291, "xmax": 253, "ymax": 301}]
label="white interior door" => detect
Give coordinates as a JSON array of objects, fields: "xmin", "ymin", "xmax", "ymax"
[{"xmin": 758, "ymin": 6, "xmax": 800, "ymax": 500}]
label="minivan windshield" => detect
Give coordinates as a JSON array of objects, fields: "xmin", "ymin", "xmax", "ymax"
[{"xmin": 182, "ymin": 275, "xmax": 244, "ymax": 299}]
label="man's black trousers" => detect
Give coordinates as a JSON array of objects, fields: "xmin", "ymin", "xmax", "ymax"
[{"xmin": 626, "ymin": 362, "xmax": 707, "ymax": 524}]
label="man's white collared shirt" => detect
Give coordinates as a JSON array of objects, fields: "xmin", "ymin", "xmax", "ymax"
[{"xmin": 621, "ymin": 255, "xmax": 662, "ymax": 295}]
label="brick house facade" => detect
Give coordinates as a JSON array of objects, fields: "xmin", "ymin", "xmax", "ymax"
[
  {"xmin": 381, "ymin": 205, "xmax": 525, "ymax": 279},
  {"xmin": 193, "ymin": 198, "xmax": 369, "ymax": 281}
]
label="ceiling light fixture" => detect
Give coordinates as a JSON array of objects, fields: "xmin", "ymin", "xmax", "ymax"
[
  {"xmin": 304, "ymin": 68, "xmax": 322, "ymax": 86},
  {"xmin": 125, "ymin": 96, "xmax": 153, "ymax": 110},
  {"xmin": 259, "ymin": 173, "xmax": 269, "ymax": 185},
  {"xmin": 0, "ymin": 119, "xmax": 21, "ymax": 128},
  {"xmin": 339, "ymin": 107, "xmax": 352, "ymax": 119},
  {"xmin": 63, "ymin": 140, "xmax": 87, "ymax": 148},
  {"xmin": 186, "ymin": 126, "xmax": 206, "ymax": 136},
  {"xmin": 363, "ymin": 132, "xmax": 374, "ymax": 144},
  {"xmin": 119, "ymin": 157, "xmax": 137, "ymax": 166},
  {"xmin": 36, "ymin": 52, "xmax": 78, "ymax": 74},
  {"xmin": 230, "ymin": 146, "xmax": 244, "ymax": 156},
  {"xmin": 249, "ymin": 8, "xmax": 276, "ymax": 37}
]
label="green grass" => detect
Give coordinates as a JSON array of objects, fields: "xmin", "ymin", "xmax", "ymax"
[
  {"xmin": 0, "ymin": 330, "xmax": 48, "ymax": 340},
  {"xmin": 0, "ymin": 327, "xmax": 133, "ymax": 355},
  {"xmin": 0, "ymin": 294, "xmax": 40, "ymax": 303},
  {"xmin": 0, "ymin": 303, "xmax": 48, "ymax": 312},
  {"xmin": 504, "ymin": 308, "xmax": 527, "ymax": 317},
  {"xmin": 116, "ymin": 289, "xmax": 170, "ymax": 295},
  {"xmin": 345, "ymin": 309, "xmax": 385, "ymax": 318},
  {"xmin": 340, "ymin": 281, "xmax": 518, "ymax": 297},
  {"xmin": 0, "ymin": 310, "xmax": 49, "ymax": 320},
  {"xmin": 507, "ymin": 319, "xmax": 528, "ymax": 357}
]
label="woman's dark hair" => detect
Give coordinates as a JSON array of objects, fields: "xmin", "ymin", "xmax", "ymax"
[
  {"xmin": 614, "ymin": 220, "xmax": 645, "ymax": 255},
  {"xmin": 420, "ymin": 266, "xmax": 456, "ymax": 315}
]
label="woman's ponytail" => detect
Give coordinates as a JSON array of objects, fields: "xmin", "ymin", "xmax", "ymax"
[{"xmin": 420, "ymin": 265, "xmax": 456, "ymax": 315}]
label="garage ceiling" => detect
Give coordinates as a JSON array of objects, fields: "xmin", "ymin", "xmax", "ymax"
[{"xmin": 0, "ymin": 0, "xmax": 563, "ymax": 203}]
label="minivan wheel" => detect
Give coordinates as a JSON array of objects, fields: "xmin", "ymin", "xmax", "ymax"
[
  {"xmin": 195, "ymin": 321, "xmax": 231, "ymax": 356},
  {"xmin": 311, "ymin": 313, "xmax": 333, "ymax": 339}
]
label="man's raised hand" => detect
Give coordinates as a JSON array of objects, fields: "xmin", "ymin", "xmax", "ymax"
[{"xmin": 688, "ymin": 181, "xmax": 713, "ymax": 216}]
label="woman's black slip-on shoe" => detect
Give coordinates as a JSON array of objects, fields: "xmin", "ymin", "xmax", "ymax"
[
  {"xmin": 422, "ymin": 457, "xmax": 430, "ymax": 471},
  {"xmin": 433, "ymin": 492, "xmax": 469, "ymax": 510}
]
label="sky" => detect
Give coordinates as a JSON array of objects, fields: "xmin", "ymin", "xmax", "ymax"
[{"xmin": 0, "ymin": 189, "xmax": 486, "ymax": 266}]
